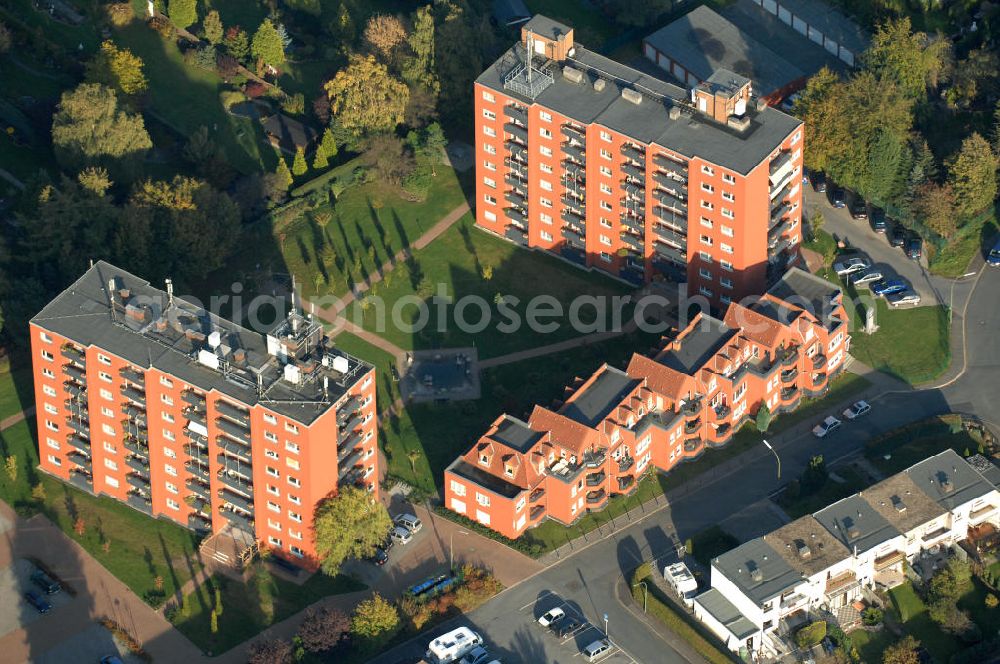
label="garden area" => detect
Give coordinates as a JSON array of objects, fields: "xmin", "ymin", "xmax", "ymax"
[
  {"xmin": 865, "ymin": 414, "xmax": 988, "ymax": 476},
  {"xmin": 776, "ymin": 455, "xmax": 872, "ymax": 520}
]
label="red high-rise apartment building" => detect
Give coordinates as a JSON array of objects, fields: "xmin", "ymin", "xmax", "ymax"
[
  {"xmin": 444, "ymin": 268, "xmax": 849, "ymax": 539},
  {"xmin": 474, "ymin": 16, "xmax": 804, "ymax": 308},
  {"xmin": 30, "ymin": 261, "xmax": 378, "ymax": 570}
]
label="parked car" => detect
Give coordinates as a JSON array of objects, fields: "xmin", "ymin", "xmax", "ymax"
[
  {"xmin": 849, "ymin": 195, "xmax": 868, "ymax": 219},
  {"xmin": 538, "ymin": 607, "xmax": 565, "ymax": 627},
  {"xmin": 871, "ymin": 279, "xmax": 907, "ymax": 297},
  {"xmin": 905, "ymin": 235, "xmax": 923, "ymax": 260},
  {"xmin": 870, "ymin": 207, "xmax": 887, "ymax": 233},
  {"xmin": 811, "ymin": 171, "xmax": 827, "ymax": 193},
  {"xmin": 99, "ymin": 657, "xmax": 124, "ymax": 664},
  {"xmin": 989, "ymin": 236, "xmax": 1000, "ymax": 267},
  {"xmin": 829, "ymin": 186, "xmax": 846, "ymax": 208},
  {"xmin": 583, "ymin": 639, "xmax": 613, "ymax": 662},
  {"xmin": 889, "ymin": 225, "xmax": 907, "ymax": 248},
  {"xmin": 851, "ymin": 270, "xmax": 883, "ymax": 286},
  {"xmin": 24, "ymin": 590, "xmax": 51, "ymax": 614},
  {"xmin": 367, "ymin": 547, "xmax": 389, "ymax": 566},
  {"xmin": 833, "ymin": 256, "xmax": 870, "ymax": 276},
  {"xmin": 31, "ymin": 568, "xmax": 61, "ymax": 595},
  {"xmin": 843, "ymin": 400, "xmax": 872, "ymax": 420},
  {"xmin": 390, "ymin": 526, "xmax": 412, "ymax": 545},
  {"xmin": 394, "ymin": 513, "xmax": 423, "ymax": 534},
  {"xmin": 781, "ymin": 92, "xmax": 801, "ymax": 113},
  {"xmin": 812, "ymin": 416, "xmax": 842, "ymax": 438},
  {"xmin": 887, "ymin": 291, "xmax": 922, "ymax": 307},
  {"xmin": 459, "ymin": 646, "xmax": 492, "ymax": 664},
  {"xmin": 556, "ymin": 618, "xmax": 582, "ymax": 638}
]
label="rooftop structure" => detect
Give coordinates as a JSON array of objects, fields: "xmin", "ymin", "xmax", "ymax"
[
  {"xmin": 764, "ymin": 515, "xmax": 851, "ymax": 578},
  {"xmin": 712, "ymin": 538, "xmax": 801, "ymax": 605}
]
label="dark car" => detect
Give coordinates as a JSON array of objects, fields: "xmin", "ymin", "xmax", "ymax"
[
  {"xmin": 870, "ymin": 207, "xmax": 887, "ymax": 233},
  {"xmin": 889, "ymin": 225, "xmax": 907, "ymax": 247},
  {"xmin": 367, "ymin": 547, "xmax": 389, "ymax": 567},
  {"xmin": 906, "ymin": 235, "xmax": 923, "ymax": 260},
  {"xmin": 829, "ymin": 187, "xmax": 846, "ymax": 208},
  {"xmin": 24, "ymin": 590, "xmax": 51, "ymax": 614},
  {"xmin": 848, "ymin": 195, "xmax": 868, "ymax": 219},
  {"xmin": 31, "ymin": 569, "xmax": 61, "ymax": 595},
  {"xmin": 811, "ymin": 171, "xmax": 827, "ymax": 193}
]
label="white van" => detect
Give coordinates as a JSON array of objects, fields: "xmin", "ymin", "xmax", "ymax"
[{"xmin": 425, "ymin": 626, "xmax": 483, "ymax": 663}]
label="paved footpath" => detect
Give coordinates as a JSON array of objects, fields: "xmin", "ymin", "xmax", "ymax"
[{"xmin": 0, "ymin": 405, "xmax": 33, "ymax": 431}]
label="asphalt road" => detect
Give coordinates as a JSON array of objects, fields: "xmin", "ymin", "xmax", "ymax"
[{"xmin": 371, "ymin": 237, "xmax": 1000, "ymax": 664}]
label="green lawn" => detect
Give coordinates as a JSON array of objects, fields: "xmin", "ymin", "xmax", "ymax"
[
  {"xmin": 0, "ymin": 421, "xmax": 203, "ymax": 606},
  {"xmin": 888, "ymin": 583, "xmax": 961, "ymax": 662},
  {"xmin": 865, "ymin": 416, "xmax": 980, "ymax": 475},
  {"xmin": 113, "ymin": 21, "xmax": 271, "ymax": 174},
  {"xmin": 802, "ymin": 229, "xmax": 837, "ymax": 265},
  {"xmin": 355, "ymin": 216, "xmax": 632, "ymax": 359},
  {"xmin": 202, "ymin": 0, "xmax": 269, "ymax": 30},
  {"xmin": 279, "ymin": 59, "xmax": 343, "ymax": 98},
  {"xmin": 929, "ymin": 212, "xmax": 998, "ymax": 278},
  {"xmin": 959, "ymin": 576, "xmax": 1000, "ymax": 638},
  {"xmin": 331, "ymin": 332, "xmax": 402, "ymax": 411},
  {"xmin": 170, "ymin": 564, "xmax": 364, "ymax": 654},
  {"xmin": 0, "ymin": 0, "xmax": 102, "ymax": 53},
  {"xmin": 0, "ymin": 358, "xmax": 32, "ymax": 423},
  {"xmin": 848, "ymin": 628, "xmax": 897, "ymax": 664}
]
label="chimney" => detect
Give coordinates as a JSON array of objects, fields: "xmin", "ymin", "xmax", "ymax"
[
  {"xmin": 165, "ymin": 278, "xmax": 174, "ymax": 307},
  {"xmin": 668, "ymin": 106, "xmax": 681, "ymax": 120},
  {"xmin": 593, "ymin": 78, "xmax": 606, "ymax": 92}
]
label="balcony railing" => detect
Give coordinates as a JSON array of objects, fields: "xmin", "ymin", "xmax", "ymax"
[
  {"xmin": 585, "ymin": 471, "xmax": 606, "ymax": 487},
  {"xmin": 67, "ymin": 451, "xmax": 92, "ymax": 472},
  {"xmin": 530, "ymin": 505, "xmax": 545, "ymax": 521},
  {"xmin": 684, "ymin": 418, "xmax": 702, "ymax": 434},
  {"xmin": 216, "ymin": 417, "xmax": 250, "ymax": 443},
  {"xmin": 184, "ymin": 407, "xmax": 206, "ymax": 425},
  {"xmin": 504, "ymin": 104, "xmax": 527, "ymax": 123},
  {"xmin": 216, "ymin": 400, "xmax": 250, "ymax": 425},
  {"xmin": 921, "ymin": 526, "xmax": 951, "ymax": 543},
  {"xmin": 562, "ymin": 142, "xmax": 585, "ymax": 163},
  {"xmin": 217, "ymin": 471, "xmax": 253, "ymax": 497},
  {"xmin": 618, "ymin": 475, "xmax": 635, "ymax": 491},
  {"xmin": 123, "ymin": 437, "xmax": 147, "ymax": 456},
  {"xmin": 561, "ymin": 123, "xmax": 585, "ymax": 140},
  {"xmin": 620, "ymin": 232, "xmax": 643, "ymax": 251},
  {"xmin": 218, "ymin": 488, "xmax": 254, "ymax": 513},
  {"xmin": 781, "ymin": 387, "xmax": 800, "ymax": 403},
  {"xmin": 340, "ymin": 468, "xmax": 364, "ymax": 486},
  {"xmin": 654, "ymin": 154, "xmax": 688, "ymax": 178},
  {"xmin": 181, "ymin": 389, "xmax": 206, "ymax": 407},
  {"xmin": 218, "ymin": 508, "xmax": 254, "ymax": 532},
  {"xmin": 680, "ymin": 397, "xmax": 702, "ymax": 417},
  {"xmin": 874, "ymin": 550, "xmax": 905, "ymax": 571},
  {"xmin": 504, "ymin": 122, "xmax": 528, "ymax": 143},
  {"xmin": 654, "ymin": 239, "xmax": 687, "ymax": 265},
  {"xmin": 622, "ymin": 163, "xmax": 645, "ymax": 184},
  {"xmin": 781, "ymin": 369, "xmax": 798, "ymax": 384},
  {"xmin": 126, "ymin": 493, "xmax": 152, "ymax": 514},
  {"xmin": 505, "ymin": 224, "xmax": 528, "ymax": 245},
  {"xmin": 67, "ymin": 434, "xmax": 91, "ymax": 451},
  {"xmin": 683, "ymin": 437, "xmax": 702, "ymax": 452},
  {"xmin": 529, "ymin": 487, "xmax": 545, "ymax": 502},
  {"xmin": 188, "ymin": 512, "xmax": 212, "ymax": 530},
  {"xmin": 125, "ymin": 455, "xmax": 149, "ymax": 473},
  {"xmin": 61, "ymin": 343, "xmax": 85, "ymax": 361},
  {"xmin": 62, "ymin": 362, "xmax": 86, "ymax": 381},
  {"xmin": 825, "ymin": 571, "xmax": 860, "ymax": 595},
  {"xmin": 586, "ymin": 489, "xmax": 607, "ymax": 505},
  {"xmin": 714, "ymin": 404, "xmax": 731, "ymax": 420},
  {"xmin": 621, "ymin": 144, "xmax": 645, "ymax": 162},
  {"xmin": 778, "ymin": 347, "xmax": 799, "ymax": 366},
  {"xmin": 68, "ymin": 471, "xmax": 93, "ymax": 493},
  {"xmin": 127, "ymin": 473, "xmax": 151, "ymax": 490},
  {"xmin": 812, "ymin": 355, "xmax": 827, "ymax": 371},
  {"xmin": 66, "ymin": 417, "xmax": 90, "ymax": 437},
  {"xmin": 218, "ymin": 439, "xmax": 252, "ymax": 464},
  {"xmin": 121, "ymin": 385, "xmax": 146, "ymax": 406},
  {"xmin": 618, "ymin": 456, "xmax": 634, "ymax": 473},
  {"xmin": 339, "ymin": 453, "xmax": 364, "ymax": 480},
  {"xmin": 186, "ymin": 478, "xmax": 210, "ymax": 498},
  {"xmin": 119, "ymin": 365, "xmax": 145, "ymax": 384}
]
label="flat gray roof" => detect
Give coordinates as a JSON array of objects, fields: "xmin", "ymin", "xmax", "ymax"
[
  {"xmin": 967, "ymin": 454, "xmax": 1000, "ymax": 488},
  {"xmin": 522, "ymin": 14, "xmax": 572, "ymax": 40},
  {"xmin": 447, "ymin": 459, "xmax": 523, "ymax": 499},
  {"xmin": 560, "ymin": 366, "xmax": 638, "ymax": 427},
  {"xmin": 661, "ymin": 315, "xmax": 735, "ymax": 374},
  {"xmin": 489, "ymin": 415, "xmax": 543, "ymax": 453},
  {"xmin": 712, "ymin": 538, "xmax": 801, "ymax": 605},
  {"xmin": 906, "ymin": 449, "xmax": 997, "ymax": 512},
  {"xmin": 767, "ymin": 0, "xmax": 869, "ymax": 54},
  {"xmin": 32, "ymin": 261, "xmax": 370, "ymax": 424},
  {"xmin": 644, "ymin": 6, "xmax": 805, "ymax": 95},
  {"xmin": 695, "ymin": 588, "xmax": 758, "ymax": 639},
  {"xmin": 478, "ymin": 36, "xmax": 802, "ymax": 175},
  {"xmin": 814, "ymin": 494, "xmax": 901, "ymax": 555},
  {"xmin": 765, "ymin": 267, "xmax": 843, "ymax": 326}
]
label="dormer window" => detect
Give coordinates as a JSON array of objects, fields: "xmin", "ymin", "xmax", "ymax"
[
  {"xmin": 480, "ymin": 454, "xmax": 489, "ymax": 466},
  {"xmin": 505, "ymin": 466, "xmax": 514, "ymax": 477}
]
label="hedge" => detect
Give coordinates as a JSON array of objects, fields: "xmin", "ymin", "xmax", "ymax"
[
  {"xmin": 629, "ymin": 564, "xmax": 736, "ymax": 664},
  {"xmin": 431, "ymin": 505, "xmax": 543, "ymax": 558},
  {"xmin": 290, "ymin": 158, "xmax": 361, "ymax": 197}
]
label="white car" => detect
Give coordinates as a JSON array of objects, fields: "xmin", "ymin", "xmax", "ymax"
[
  {"xmin": 843, "ymin": 400, "xmax": 871, "ymax": 420},
  {"xmin": 887, "ymin": 291, "xmax": 921, "ymax": 307},
  {"xmin": 851, "ymin": 270, "xmax": 883, "ymax": 286},
  {"xmin": 395, "ymin": 513, "xmax": 423, "ymax": 534},
  {"xmin": 583, "ymin": 639, "xmax": 613, "ymax": 662},
  {"xmin": 537, "ymin": 607, "xmax": 565, "ymax": 627},
  {"xmin": 389, "ymin": 525, "xmax": 412, "ymax": 545},
  {"xmin": 812, "ymin": 416, "xmax": 842, "ymax": 438},
  {"xmin": 833, "ymin": 257, "xmax": 870, "ymax": 276}
]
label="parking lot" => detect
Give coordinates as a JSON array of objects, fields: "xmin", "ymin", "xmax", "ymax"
[
  {"xmin": 518, "ymin": 591, "xmax": 639, "ymax": 663},
  {"xmin": 33, "ymin": 623, "xmax": 145, "ymax": 664},
  {"xmin": 0, "ymin": 558, "xmax": 74, "ymax": 638}
]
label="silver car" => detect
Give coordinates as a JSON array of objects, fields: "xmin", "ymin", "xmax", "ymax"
[
  {"xmin": 833, "ymin": 256, "xmax": 870, "ymax": 276},
  {"xmin": 851, "ymin": 270, "xmax": 883, "ymax": 286},
  {"xmin": 887, "ymin": 291, "xmax": 921, "ymax": 307}
]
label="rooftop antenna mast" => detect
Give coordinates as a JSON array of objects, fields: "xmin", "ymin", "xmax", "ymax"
[
  {"xmin": 165, "ymin": 278, "xmax": 174, "ymax": 308},
  {"xmin": 525, "ymin": 29, "xmax": 534, "ymax": 84},
  {"xmin": 107, "ymin": 279, "xmax": 118, "ymax": 322}
]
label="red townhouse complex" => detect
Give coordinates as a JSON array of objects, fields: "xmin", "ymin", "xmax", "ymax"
[
  {"xmin": 444, "ymin": 268, "xmax": 850, "ymax": 539},
  {"xmin": 474, "ymin": 15, "xmax": 805, "ymax": 309},
  {"xmin": 29, "ymin": 261, "xmax": 377, "ymax": 570}
]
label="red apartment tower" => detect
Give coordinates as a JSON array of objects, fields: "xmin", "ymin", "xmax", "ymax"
[
  {"xmin": 474, "ymin": 16, "xmax": 805, "ymax": 308},
  {"xmin": 445, "ymin": 268, "xmax": 850, "ymax": 539},
  {"xmin": 29, "ymin": 261, "xmax": 378, "ymax": 570}
]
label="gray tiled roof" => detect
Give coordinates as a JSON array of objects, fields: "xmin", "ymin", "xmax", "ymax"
[
  {"xmin": 477, "ymin": 36, "xmax": 802, "ymax": 175},
  {"xmin": 661, "ymin": 315, "xmax": 735, "ymax": 374},
  {"xmin": 859, "ymin": 472, "xmax": 947, "ymax": 535},
  {"xmin": 764, "ymin": 267, "xmax": 843, "ymax": 326},
  {"xmin": 644, "ymin": 6, "xmax": 805, "ymax": 95},
  {"xmin": 712, "ymin": 538, "xmax": 801, "ymax": 605},
  {"xmin": 489, "ymin": 415, "xmax": 543, "ymax": 453},
  {"xmin": 813, "ymin": 494, "xmax": 901, "ymax": 555},
  {"xmin": 906, "ymin": 449, "xmax": 997, "ymax": 512},
  {"xmin": 32, "ymin": 261, "xmax": 371, "ymax": 424},
  {"xmin": 560, "ymin": 365, "xmax": 638, "ymax": 427},
  {"xmin": 695, "ymin": 588, "xmax": 758, "ymax": 639}
]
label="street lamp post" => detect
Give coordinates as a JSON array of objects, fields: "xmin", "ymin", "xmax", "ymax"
[
  {"xmin": 763, "ymin": 439, "xmax": 780, "ymax": 480},
  {"xmin": 604, "ymin": 613, "xmax": 609, "ymax": 640},
  {"xmin": 449, "ymin": 529, "xmax": 469, "ymax": 571},
  {"xmin": 632, "ymin": 581, "xmax": 648, "ymax": 613}
]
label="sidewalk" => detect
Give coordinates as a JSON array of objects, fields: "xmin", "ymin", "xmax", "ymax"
[{"xmin": 0, "ymin": 405, "xmax": 33, "ymax": 430}]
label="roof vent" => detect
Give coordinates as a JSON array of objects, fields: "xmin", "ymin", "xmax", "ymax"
[
  {"xmin": 796, "ymin": 542, "xmax": 812, "ymax": 559},
  {"xmin": 593, "ymin": 78, "xmax": 606, "ymax": 92},
  {"xmin": 847, "ymin": 526, "xmax": 861, "ymax": 539},
  {"xmin": 668, "ymin": 106, "xmax": 681, "ymax": 120},
  {"xmin": 941, "ymin": 478, "xmax": 954, "ymax": 493},
  {"xmin": 728, "ymin": 114, "xmax": 751, "ymax": 132},
  {"xmin": 621, "ymin": 88, "xmax": 643, "ymax": 105},
  {"xmin": 562, "ymin": 66, "xmax": 584, "ymax": 84},
  {"xmin": 891, "ymin": 495, "xmax": 907, "ymax": 512},
  {"xmin": 756, "ymin": 98, "xmax": 768, "ymax": 112},
  {"xmin": 750, "ymin": 566, "xmax": 763, "ymax": 582}
]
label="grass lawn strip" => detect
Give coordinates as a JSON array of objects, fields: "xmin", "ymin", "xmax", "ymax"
[
  {"xmin": 865, "ymin": 415, "xmax": 979, "ymax": 475},
  {"xmin": 888, "ymin": 582, "xmax": 961, "ymax": 662},
  {"xmin": 0, "ymin": 358, "xmax": 31, "ymax": 423}
]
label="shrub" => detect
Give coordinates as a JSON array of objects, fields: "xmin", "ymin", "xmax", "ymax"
[
  {"xmin": 219, "ymin": 89, "xmax": 245, "ymax": 110},
  {"xmin": 432, "ymin": 505, "xmax": 542, "ymax": 557},
  {"xmin": 986, "ymin": 593, "xmax": 999, "ymax": 609},
  {"xmin": 281, "ymin": 92, "xmax": 305, "ymax": 115},
  {"xmin": 189, "ymin": 45, "xmax": 216, "ymax": 71},
  {"xmin": 244, "ymin": 81, "xmax": 267, "ymax": 98},
  {"xmin": 147, "ymin": 15, "xmax": 176, "ymax": 40},
  {"xmin": 106, "ymin": 2, "xmax": 134, "ymax": 26},
  {"xmin": 216, "ymin": 53, "xmax": 239, "ymax": 79},
  {"xmin": 795, "ymin": 621, "xmax": 827, "ymax": 648},
  {"xmin": 861, "ymin": 607, "xmax": 883, "ymax": 625}
]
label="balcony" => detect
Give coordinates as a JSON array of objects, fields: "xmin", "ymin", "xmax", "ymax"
[
  {"xmin": 561, "ymin": 123, "xmax": 585, "ymax": 141},
  {"xmin": 125, "ymin": 455, "xmax": 149, "ymax": 473},
  {"xmin": 64, "ymin": 382, "xmax": 86, "ymax": 400},
  {"xmin": 508, "ymin": 143, "xmax": 527, "ymax": 162},
  {"xmin": 769, "ymin": 219, "xmax": 792, "ymax": 243},
  {"xmin": 62, "ymin": 363, "xmax": 86, "ymax": 381},
  {"xmin": 126, "ymin": 493, "xmax": 152, "ymax": 514},
  {"xmin": 217, "ymin": 471, "xmax": 253, "ymax": 497},
  {"xmin": 504, "ymin": 104, "xmax": 527, "ymax": 123},
  {"xmin": 183, "ymin": 407, "xmax": 206, "ymax": 426},
  {"xmin": 339, "ymin": 454, "xmax": 364, "ymax": 480},
  {"xmin": 181, "ymin": 389, "xmax": 206, "ymax": 407},
  {"xmin": 781, "ymin": 386, "xmax": 800, "ymax": 404},
  {"xmin": 121, "ymin": 385, "xmax": 146, "ymax": 406},
  {"xmin": 618, "ymin": 475, "xmax": 635, "ymax": 491},
  {"xmin": 68, "ymin": 471, "xmax": 93, "ymax": 493},
  {"xmin": 216, "ymin": 400, "xmax": 250, "ymax": 425},
  {"xmin": 683, "ymin": 437, "xmax": 702, "ymax": 452},
  {"xmin": 585, "ymin": 471, "xmax": 606, "ymax": 487},
  {"xmin": 778, "ymin": 347, "xmax": 799, "ymax": 366},
  {"xmin": 505, "ymin": 224, "xmax": 528, "ymax": 245},
  {"xmin": 61, "ymin": 343, "xmax": 85, "ymax": 362},
  {"xmin": 530, "ymin": 505, "xmax": 546, "ymax": 521},
  {"xmin": 340, "ymin": 467, "xmax": 364, "ymax": 486},
  {"xmin": 680, "ymin": 397, "xmax": 702, "ymax": 417},
  {"xmin": 186, "ymin": 461, "xmax": 210, "ymax": 482},
  {"xmin": 654, "ymin": 189, "xmax": 687, "ymax": 213},
  {"xmin": 127, "ymin": 472, "xmax": 151, "ymax": 490},
  {"xmin": 618, "ymin": 456, "xmax": 634, "ymax": 473},
  {"xmin": 216, "ymin": 417, "xmax": 250, "ymax": 443},
  {"xmin": 67, "ymin": 450, "xmax": 92, "ymax": 471},
  {"xmin": 186, "ymin": 478, "xmax": 211, "ymax": 498},
  {"xmin": 562, "ymin": 209, "xmax": 585, "ymax": 227},
  {"xmin": 504, "ymin": 172, "xmax": 526, "ymax": 189},
  {"xmin": 812, "ymin": 372, "xmax": 828, "ymax": 388},
  {"xmin": 620, "ymin": 232, "xmax": 643, "ymax": 251},
  {"xmin": 529, "ymin": 487, "xmax": 545, "ymax": 502},
  {"xmin": 504, "ymin": 122, "xmax": 528, "ymax": 143},
  {"xmin": 586, "ymin": 489, "xmax": 607, "ymax": 505},
  {"xmin": 66, "ymin": 403, "xmax": 88, "ymax": 421},
  {"xmin": 971, "ymin": 504, "xmax": 998, "ymax": 524},
  {"xmin": 67, "ymin": 434, "xmax": 91, "ymax": 452},
  {"xmin": 337, "ymin": 396, "xmax": 363, "ymax": 422},
  {"xmin": 655, "ymin": 205, "xmax": 687, "ymax": 231},
  {"xmin": 812, "ymin": 355, "xmax": 827, "ymax": 371},
  {"xmin": 779, "ymin": 592, "xmax": 809, "ymax": 614},
  {"xmin": 338, "ymin": 429, "xmax": 363, "ymax": 452},
  {"xmin": 874, "ymin": 550, "xmax": 906, "ymax": 571},
  {"xmin": 654, "ymin": 154, "xmax": 687, "ymax": 178},
  {"xmin": 621, "ymin": 143, "xmax": 645, "ymax": 162},
  {"xmin": 218, "ymin": 439, "xmax": 251, "ymax": 464},
  {"xmin": 66, "ymin": 417, "xmax": 90, "ymax": 437},
  {"xmin": 184, "ymin": 428, "xmax": 208, "ymax": 450},
  {"xmin": 218, "ymin": 508, "xmax": 254, "ymax": 532},
  {"xmin": 654, "ymin": 240, "xmax": 687, "ymax": 265},
  {"xmin": 123, "ymin": 437, "xmax": 147, "ymax": 456},
  {"xmin": 218, "ymin": 488, "xmax": 254, "ymax": 513},
  {"xmin": 825, "ymin": 571, "xmax": 860, "ymax": 596},
  {"xmin": 188, "ymin": 512, "xmax": 212, "ymax": 530},
  {"xmin": 562, "ymin": 142, "xmax": 585, "ymax": 163},
  {"xmin": 770, "ymin": 201, "xmax": 792, "ymax": 225},
  {"xmin": 781, "ymin": 368, "xmax": 798, "ymax": 384},
  {"xmin": 563, "ymin": 161, "xmax": 585, "ymax": 180},
  {"xmin": 684, "ymin": 418, "xmax": 702, "ymax": 434},
  {"xmin": 622, "ymin": 163, "xmax": 645, "ymax": 185},
  {"xmin": 769, "ymin": 150, "xmax": 794, "ymax": 178},
  {"xmin": 921, "ymin": 526, "xmax": 951, "ymax": 544},
  {"xmin": 504, "ymin": 189, "xmax": 527, "ymax": 207},
  {"xmin": 714, "ymin": 404, "xmax": 731, "ymax": 420},
  {"xmin": 119, "ymin": 365, "xmax": 144, "ymax": 384}
]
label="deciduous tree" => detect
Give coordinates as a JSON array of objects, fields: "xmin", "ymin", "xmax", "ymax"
[
  {"xmin": 402, "ymin": 5, "xmax": 437, "ymax": 90},
  {"xmin": 794, "ymin": 68, "xmax": 845, "ymax": 174},
  {"xmin": 51, "ymin": 84, "xmax": 152, "ymax": 178},
  {"xmin": 297, "ymin": 606, "xmax": 350, "ymax": 653},
  {"xmin": 863, "ymin": 17, "xmax": 950, "ymax": 100},
  {"xmin": 77, "ymin": 167, "xmax": 113, "ymax": 196},
  {"xmin": 168, "ymin": 0, "xmax": 197, "ymax": 29},
  {"xmin": 882, "ymin": 636, "xmax": 920, "ymax": 664},
  {"xmin": 251, "ymin": 18, "xmax": 285, "ymax": 68},
  {"xmin": 224, "ymin": 26, "xmax": 249, "ymax": 62},
  {"xmin": 247, "ymin": 639, "xmax": 293, "ymax": 664},
  {"xmin": 364, "ymin": 14, "xmax": 406, "ymax": 59},
  {"xmin": 947, "ymin": 132, "xmax": 998, "ymax": 219},
  {"xmin": 203, "ymin": 10, "xmax": 223, "ymax": 45},
  {"xmin": 914, "ymin": 183, "xmax": 957, "ymax": 238},
  {"xmin": 324, "ymin": 54, "xmax": 409, "ymax": 135},
  {"xmin": 350, "ymin": 593, "xmax": 399, "ymax": 642},
  {"xmin": 313, "ymin": 485, "xmax": 392, "ymax": 576},
  {"xmin": 87, "ymin": 41, "xmax": 148, "ymax": 97}
]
